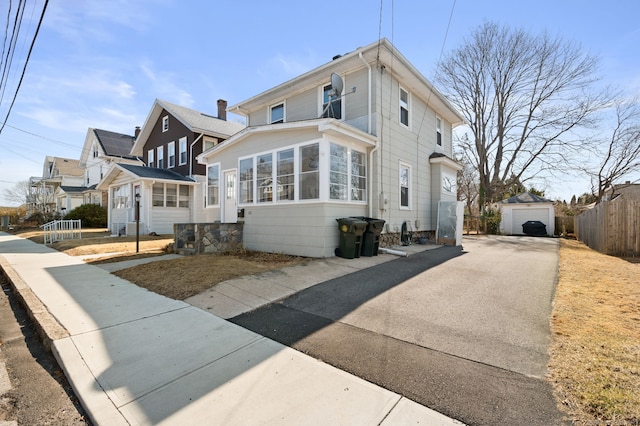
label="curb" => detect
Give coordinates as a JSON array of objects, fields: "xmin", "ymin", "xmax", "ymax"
[{"xmin": 0, "ymin": 256, "xmax": 69, "ymax": 352}]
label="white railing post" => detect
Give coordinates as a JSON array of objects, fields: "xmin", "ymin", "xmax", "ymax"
[{"xmin": 41, "ymin": 219, "xmax": 83, "ymax": 245}]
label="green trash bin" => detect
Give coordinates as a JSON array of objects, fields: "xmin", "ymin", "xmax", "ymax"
[
  {"xmin": 352, "ymin": 217, "xmax": 385, "ymax": 256},
  {"xmin": 335, "ymin": 217, "xmax": 367, "ymax": 259}
]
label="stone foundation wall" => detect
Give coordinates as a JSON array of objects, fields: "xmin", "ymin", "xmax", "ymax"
[
  {"xmin": 380, "ymin": 230, "xmax": 436, "ymax": 247},
  {"xmin": 174, "ymin": 223, "xmax": 243, "ymax": 254}
]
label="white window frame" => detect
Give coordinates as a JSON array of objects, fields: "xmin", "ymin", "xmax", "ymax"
[
  {"xmin": 238, "ymin": 157, "xmax": 254, "ymax": 205},
  {"xmin": 270, "ymin": 102, "xmax": 285, "ymax": 124},
  {"xmin": 147, "ymin": 149, "xmax": 154, "ymax": 168},
  {"xmin": 157, "ymin": 146, "xmax": 164, "ymax": 168},
  {"xmin": 399, "ymin": 161, "xmax": 412, "ymax": 210},
  {"xmin": 436, "ymin": 115, "xmax": 442, "ymax": 146},
  {"xmin": 400, "ymin": 86, "xmax": 410, "ymax": 128},
  {"xmin": 206, "ymin": 163, "xmax": 220, "ymax": 207},
  {"xmin": 320, "ymin": 83, "xmax": 343, "ymax": 119},
  {"xmin": 92, "ymin": 143, "xmax": 99, "ymax": 158},
  {"xmin": 178, "ymin": 137, "xmax": 187, "ymax": 165},
  {"xmin": 168, "ymin": 141, "xmax": 175, "ymax": 168},
  {"xmin": 162, "ymin": 115, "xmax": 169, "ymax": 132}
]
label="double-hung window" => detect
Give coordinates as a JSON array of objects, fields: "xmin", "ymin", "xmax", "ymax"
[
  {"xmin": 207, "ymin": 164, "xmax": 220, "ymax": 206},
  {"xmin": 157, "ymin": 147, "xmax": 164, "ymax": 168},
  {"xmin": 400, "ymin": 87, "xmax": 410, "ymax": 127},
  {"xmin": 322, "ymin": 84, "xmax": 342, "ymax": 119},
  {"xmin": 239, "ymin": 158, "xmax": 254, "ymax": 204},
  {"xmin": 436, "ymin": 116, "xmax": 442, "ymax": 146},
  {"xmin": 329, "ymin": 143, "xmax": 367, "ymax": 201},
  {"xmin": 299, "ymin": 143, "xmax": 320, "ymax": 200},
  {"xmin": 399, "ymin": 162, "xmax": 411, "ymax": 209},
  {"xmin": 168, "ymin": 141, "xmax": 175, "ymax": 168},
  {"xmin": 277, "ymin": 149, "xmax": 294, "ymax": 201},
  {"xmin": 257, "ymin": 153, "xmax": 273, "ymax": 203},
  {"xmin": 179, "ymin": 137, "xmax": 187, "ymax": 165},
  {"xmin": 147, "ymin": 149, "xmax": 154, "ymax": 168},
  {"xmin": 270, "ymin": 103, "xmax": 284, "ymax": 124}
]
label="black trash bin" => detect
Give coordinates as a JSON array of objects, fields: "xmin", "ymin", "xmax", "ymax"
[
  {"xmin": 522, "ymin": 220, "xmax": 547, "ymax": 236},
  {"xmin": 335, "ymin": 217, "xmax": 367, "ymax": 259},
  {"xmin": 351, "ymin": 217, "xmax": 386, "ymax": 256}
]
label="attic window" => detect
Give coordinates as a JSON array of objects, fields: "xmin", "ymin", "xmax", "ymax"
[
  {"xmin": 92, "ymin": 144, "xmax": 99, "ymax": 158},
  {"xmin": 322, "ymin": 83, "xmax": 342, "ymax": 119},
  {"xmin": 270, "ymin": 103, "xmax": 284, "ymax": 124},
  {"xmin": 162, "ymin": 115, "xmax": 169, "ymax": 132}
]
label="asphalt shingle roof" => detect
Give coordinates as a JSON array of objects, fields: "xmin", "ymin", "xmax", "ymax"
[
  {"xmin": 158, "ymin": 99, "xmax": 245, "ymax": 136},
  {"xmin": 500, "ymin": 192, "xmax": 554, "ymax": 203},
  {"xmin": 118, "ymin": 163, "xmax": 196, "ymax": 182},
  {"xmin": 94, "ymin": 129, "xmax": 136, "ymax": 158}
]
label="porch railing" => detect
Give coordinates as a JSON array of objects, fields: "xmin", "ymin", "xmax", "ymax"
[{"xmin": 41, "ymin": 219, "xmax": 82, "ymax": 245}]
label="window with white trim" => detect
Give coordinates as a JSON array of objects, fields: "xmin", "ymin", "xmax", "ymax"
[
  {"xmin": 322, "ymin": 83, "xmax": 342, "ymax": 119},
  {"xmin": 179, "ymin": 137, "xmax": 187, "ymax": 165},
  {"xmin": 157, "ymin": 146, "xmax": 164, "ymax": 168},
  {"xmin": 168, "ymin": 141, "xmax": 175, "ymax": 168},
  {"xmin": 330, "ymin": 143, "xmax": 367, "ymax": 201},
  {"xmin": 299, "ymin": 143, "xmax": 319, "ymax": 200},
  {"xmin": 207, "ymin": 164, "xmax": 220, "ymax": 206},
  {"xmin": 112, "ymin": 184, "xmax": 131, "ymax": 209},
  {"xmin": 151, "ymin": 183, "xmax": 189, "ymax": 207},
  {"xmin": 351, "ymin": 150, "xmax": 366, "ymax": 201},
  {"xmin": 92, "ymin": 143, "xmax": 99, "ymax": 158},
  {"xmin": 147, "ymin": 149, "xmax": 154, "ymax": 167},
  {"xmin": 162, "ymin": 115, "xmax": 169, "ymax": 132},
  {"xmin": 399, "ymin": 162, "xmax": 411, "ymax": 209},
  {"xmin": 257, "ymin": 153, "xmax": 273, "ymax": 203},
  {"xmin": 400, "ymin": 87, "xmax": 410, "ymax": 127},
  {"xmin": 277, "ymin": 149, "xmax": 294, "ymax": 201},
  {"xmin": 270, "ymin": 102, "xmax": 284, "ymax": 124},
  {"xmin": 436, "ymin": 116, "xmax": 442, "ymax": 146},
  {"xmin": 239, "ymin": 158, "xmax": 254, "ymax": 203}
]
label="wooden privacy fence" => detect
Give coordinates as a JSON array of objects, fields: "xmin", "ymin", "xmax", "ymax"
[{"xmin": 576, "ymin": 199, "xmax": 640, "ymax": 257}]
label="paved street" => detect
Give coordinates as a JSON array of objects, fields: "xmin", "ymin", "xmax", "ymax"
[{"xmin": 231, "ymin": 236, "xmax": 566, "ymax": 425}]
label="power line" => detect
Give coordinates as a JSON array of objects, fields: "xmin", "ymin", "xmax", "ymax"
[{"xmin": 0, "ymin": 0, "xmax": 48, "ymax": 135}]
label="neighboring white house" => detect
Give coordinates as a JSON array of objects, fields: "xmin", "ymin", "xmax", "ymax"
[
  {"xmin": 498, "ymin": 192, "xmax": 555, "ymax": 236},
  {"xmin": 197, "ymin": 39, "xmax": 465, "ymax": 257},
  {"xmin": 97, "ymin": 99, "xmax": 244, "ymax": 235},
  {"xmin": 78, "ymin": 128, "xmax": 144, "ymax": 207}
]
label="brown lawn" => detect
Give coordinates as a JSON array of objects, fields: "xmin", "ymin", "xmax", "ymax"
[{"xmin": 549, "ymin": 239, "xmax": 640, "ymax": 424}]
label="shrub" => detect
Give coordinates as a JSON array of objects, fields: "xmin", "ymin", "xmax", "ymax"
[
  {"xmin": 64, "ymin": 204, "xmax": 107, "ymax": 228},
  {"xmin": 482, "ymin": 207, "xmax": 502, "ymax": 234}
]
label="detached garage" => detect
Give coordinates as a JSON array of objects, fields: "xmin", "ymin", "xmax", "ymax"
[{"xmin": 498, "ymin": 192, "xmax": 555, "ymax": 236}]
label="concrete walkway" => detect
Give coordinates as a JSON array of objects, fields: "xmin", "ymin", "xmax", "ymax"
[{"xmin": 0, "ymin": 232, "xmax": 462, "ymax": 425}]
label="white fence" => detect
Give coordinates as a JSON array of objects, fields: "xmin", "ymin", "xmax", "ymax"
[{"xmin": 41, "ymin": 219, "xmax": 82, "ymax": 245}]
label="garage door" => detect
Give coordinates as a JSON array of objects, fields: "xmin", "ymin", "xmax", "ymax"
[{"xmin": 511, "ymin": 208, "xmax": 549, "ymax": 235}]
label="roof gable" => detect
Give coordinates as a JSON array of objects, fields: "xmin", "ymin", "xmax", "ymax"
[
  {"xmin": 131, "ymin": 99, "xmax": 245, "ymax": 156},
  {"xmin": 229, "ymin": 38, "xmax": 465, "ymax": 127}
]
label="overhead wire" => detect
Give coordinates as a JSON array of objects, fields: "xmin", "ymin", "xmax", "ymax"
[{"xmin": 0, "ymin": 0, "xmax": 48, "ymax": 135}]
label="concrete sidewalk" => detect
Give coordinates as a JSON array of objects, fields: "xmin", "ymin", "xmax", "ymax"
[{"xmin": 0, "ymin": 232, "xmax": 462, "ymax": 425}]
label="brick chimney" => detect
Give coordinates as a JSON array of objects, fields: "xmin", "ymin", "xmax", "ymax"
[
  {"xmin": 134, "ymin": 126, "xmax": 141, "ymax": 139},
  {"xmin": 217, "ymin": 99, "xmax": 227, "ymax": 121}
]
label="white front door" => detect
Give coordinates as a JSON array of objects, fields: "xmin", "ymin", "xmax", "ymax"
[{"xmin": 223, "ymin": 170, "xmax": 238, "ymax": 223}]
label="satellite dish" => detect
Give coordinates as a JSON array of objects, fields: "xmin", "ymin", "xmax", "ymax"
[{"xmin": 330, "ymin": 72, "xmax": 344, "ymax": 97}]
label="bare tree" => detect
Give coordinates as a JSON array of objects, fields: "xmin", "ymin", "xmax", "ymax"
[
  {"xmin": 584, "ymin": 96, "xmax": 640, "ymax": 201},
  {"xmin": 455, "ymin": 139, "xmax": 479, "ymax": 215},
  {"xmin": 437, "ymin": 22, "xmax": 610, "ymax": 208},
  {"xmin": 3, "ymin": 180, "xmax": 31, "ymax": 206}
]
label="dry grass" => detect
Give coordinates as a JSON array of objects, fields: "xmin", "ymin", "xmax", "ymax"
[
  {"xmin": 549, "ymin": 239, "xmax": 640, "ymax": 424},
  {"xmin": 113, "ymin": 250, "xmax": 305, "ymax": 300}
]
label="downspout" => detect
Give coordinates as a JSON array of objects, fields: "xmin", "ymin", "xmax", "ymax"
[{"xmin": 359, "ymin": 51, "xmax": 377, "ymax": 218}]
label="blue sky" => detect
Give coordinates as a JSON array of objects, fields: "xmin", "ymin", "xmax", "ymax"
[{"xmin": 1, "ymin": 0, "xmax": 639, "ymax": 206}]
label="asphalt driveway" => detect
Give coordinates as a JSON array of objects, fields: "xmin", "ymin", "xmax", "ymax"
[{"xmin": 231, "ymin": 236, "xmax": 566, "ymax": 425}]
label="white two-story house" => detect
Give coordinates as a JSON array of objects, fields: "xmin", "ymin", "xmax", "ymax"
[{"xmin": 197, "ymin": 38, "xmax": 465, "ymax": 257}]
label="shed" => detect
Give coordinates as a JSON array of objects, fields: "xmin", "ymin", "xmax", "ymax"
[{"xmin": 498, "ymin": 192, "xmax": 555, "ymax": 236}]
